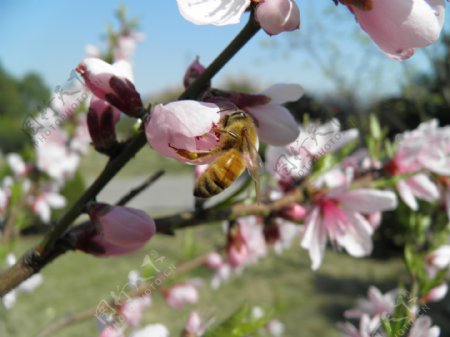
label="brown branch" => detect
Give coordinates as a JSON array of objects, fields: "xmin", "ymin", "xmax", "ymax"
[{"xmin": 0, "ymin": 15, "xmax": 260, "ymax": 296}]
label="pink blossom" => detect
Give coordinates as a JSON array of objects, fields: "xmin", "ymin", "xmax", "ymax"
[
  {"xmin": 338, "ymin": 314, "xmax": 379, "ymax": 337},
  {"xmin": 426, "ymin": 245, "xmax": 450, "ymax": 277},
  {"xmin": 301, "ymin": 188, "xmax": 397, "ymax": 270},
  {"xmin": 278, "ymin": 203, "xmax": 306, "ymax": 222},
  {"xmin": 6, "ymin": 153, "xmax": 27, "ymax": 177},
  {"xmin": 266, "ymin": 119, "xmax": 359, "ymax": 181},
  {"xmin": 184, "ymin": 311, "xmax": 205, "ymax": 336},
  {"xmin": 345, "ymin": 286, "xmax": 398, "ymax": 321},
  {"xmin": 77, "ymin": 204, "xmax": 156, "ymax": 256},
  {"xmin": 255, "ymin": 0, "xmax": 300, "ymax": 36},
  {"xmin": 76, "ymin": 58, "xmax": 143, "ymax": 117},
  {"xmin": 145, "ymin": 100, "xmax": 221, "ymax": 164},
  {"xmin": 344, "ymin": 0, "xmax": 446, "ymax": 60},
  {"xmin": 114, "ymin": 32, "xmax": 144, "ymax": 64},
  {"xmin": 176, "ymin": 0, "xmax": 251, "ymax": 26},
  {"xmin": 408, "ymin": 316, "xmax": 440, "ymax": 337},
  {"xmin": 119, "ymin": 295, "xmax": 151, "ymax": 327},
  {"xmin": 164, "ymin": 281, "xmax": 200, "ymax": 309},
  {"xmin": 227, "ymin": 217, "xmax": 267, "ymax": 268},
  {"xmin": 35, "ymin": 129, "xmax": 80, "ymax": 184},
  {"xmin": 29, "ymin": 188, "xmax": 66, "ymax": 223},
  {"xmin": 184, "ymin": 57, "xmax": 207, "ymax": 88}
]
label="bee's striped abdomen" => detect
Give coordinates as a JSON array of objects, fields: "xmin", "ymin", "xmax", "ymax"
[{"xmin": 194, "ymin": 149, "xmax": 245, "ymax": 198}]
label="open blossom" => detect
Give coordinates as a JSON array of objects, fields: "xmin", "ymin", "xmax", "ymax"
[
  {"xmin": 338, "ymin": 314, "xmax": 380, "ymax": 337},
  {"xmin": 342, "ymin": 0, "xmax": 446, "ymax": 60},
  {"xmin": 76, "ymin": 58, "xmax": 143, "ymax": 117},
  {"xmin": 29, "ymin": 188, "xmax": 66, "ymax": 223},
  {"xmin": 6, "ymin": 153, "xmax": 27, "ymax": 177},
  {"xmin": 301, "ymin": 186, "xmax": 397, "ymax": 270},
  {"xmin": 345, "ymin": 286, "xmax": 398, "ymax": 322},
  {"xmin": 426, "ymin": 244, "xmax": 450, "ymax": 277},
  {"xmin": 266, "ymin": 119, "xmax": 359, "ymax": 182},
  {"xmin": 227, "ymin": 217, "xmax": 267, "ymax": 268},
  {"xmin": 177, "ymin": 0, "xmax": 300, "ymax": 35},
  {"xmin": 77, "ymin": 204, "xmax": 156, "ymax": 256},
  {"xmin": 385, "ymin": 120, "xmax": 448, "ymax": 210},
  {"xmin": 408, "ymin": 316, "xmax": 440, "ymax": 337},
  {"xmin": 119, "ymin": 295, "xmax": 151, "ymax": 327},
  {"xmin": 35, "ymin": 128, "xmax": 80, "ymax": 184},
  {"xmin": 163, "ymin": 281, "xmax": 200, "ymax": 309}
]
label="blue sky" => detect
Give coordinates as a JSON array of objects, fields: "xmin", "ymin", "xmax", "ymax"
[{"xmin": 0, "ymin": 0, "xmax": 448, "ymax": 102}]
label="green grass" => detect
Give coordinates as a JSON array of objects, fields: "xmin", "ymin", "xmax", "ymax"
[
  {"xmin": 80, "ymin": 146, "xmax": 193, "ymax": 177},
  {"xmin": 1, "ymin": 224, "xmax": 412, "ymax": 337}
]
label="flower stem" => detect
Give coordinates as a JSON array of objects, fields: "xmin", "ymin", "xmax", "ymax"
[{"xmin": 0, "ymin": 14, "xmax": 260, "ymax": 296}]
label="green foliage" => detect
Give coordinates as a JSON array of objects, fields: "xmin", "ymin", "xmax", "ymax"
[{"xmin": 203, "ymin": 304, "xmax": 271, "ymax": 337}]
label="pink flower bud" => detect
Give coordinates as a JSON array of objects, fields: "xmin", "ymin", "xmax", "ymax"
[
  {"xmin": 87, "ymin": 97, "xmax": 121, "ymax": 154},
  {"xmin": 343, "ymin": 0, "xmax": 446, "ymax": 60},
  {"xmin": 118, "ymin": 295, "xmax": 151, "ymax": 327},
  {"xmin": 255, "ymin": 0, "xmax": 300, "ymax": 36},
  {"xmin": 422, "ymin": 283, "xmax": 448, "ymax": 303},
  {"xmin": 76, "ymin": 58, "xmax": 143, "ymax": 117},
  {"xmin": 77, "ymin": 204, "xmax": 156, "ymax": 256},
  {"xmin": 184, "ymin": 311, "xmax": 204, "ymax": 336},
  {"xmin": 278, "ymin": 203, "xmax": 306, "ymax": 221},
  {"xmin": 183, "ymin": 57, "xmax": 207, "ymax": 88}
]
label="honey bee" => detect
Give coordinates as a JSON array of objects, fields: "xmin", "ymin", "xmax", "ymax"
[{"xmin": 170, "ymin": 110, "xmax": 262, "ymax": 199}]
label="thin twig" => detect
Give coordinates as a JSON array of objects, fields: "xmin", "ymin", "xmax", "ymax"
[
  {"xmin": 0, "ymin": 14, "xmax": 260, "ymax": 296},
  {"xmin": 116, "ymin": 170, "xmax": 165, "ymax": 206}
]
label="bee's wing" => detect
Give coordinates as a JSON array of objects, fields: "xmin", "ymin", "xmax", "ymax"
[{"xmin": 242, "ymin": 130, "xmax": 264, "ymax": 203}]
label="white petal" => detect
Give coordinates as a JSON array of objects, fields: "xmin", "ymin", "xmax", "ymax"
[
  {"xmin": 337, "ymin": 189, "xmax": 398, "ymax": 213},
  {"xmin": 262, "ymin": 83, "xmax": 304, "ymax": 105},
  {"xmin": 176, "ymin": 0, "xmax": 251, "ymax": 25},
  {"xmin": 397, "ymin": 180, "xmax": 418, "ymax": 210},
  {"xmin": 301, "ymin": 207, "xmax": 326, "ymax": 270},
  {"xmin": 336, "ymin": 211, "xmax": 373, "ymax": 258},
  {"xmin": 407, "ymin": 174, "xmax": 440, "ymax": 202},
  {"xmin": 247, "ymin": 104, "xmax": 299, "ymax": 146},
  {"xmin": 113, "ymin": 59, "xmax": 134, "ymax": 82}
]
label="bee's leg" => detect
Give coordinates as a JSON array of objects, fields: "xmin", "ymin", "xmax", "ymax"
[
  {"xmin": 211, "ymin": 123, "xmax": 238, "ymax": 139},
  {"xmin": 168, "ymin": 144, "xmax": 220, "ymax": 162}
]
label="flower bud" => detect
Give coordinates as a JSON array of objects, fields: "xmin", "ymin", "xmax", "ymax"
[
  {"xmin": 278, "ymin": 203, "xmax": 306, "ymax": 221},
  {"xmin": 255, "ymin": 0, "xmax": 300, "ymax": 36},
  {"xmin": 87, "ymin": 97, "xmax": 121, "ymax": 155},
  {"xmin": 76, "ymin": 203, "xmax": 156, "ymax": 256},
  {"xmin": 183, "ymin": 57, "xmax": 208, "ymax": 88},
  {"xmin": 422, "ymin": 283, "xmax": 448, "ymax": 303},
  {"xmin": 204, "ymin": 252, "xmax": 223, "ymax": 269},
  {"xmin": 76, "ymin": 58, "xmax": 143, "ymax": 117}
]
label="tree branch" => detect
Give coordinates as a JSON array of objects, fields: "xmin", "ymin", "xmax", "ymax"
[{"xmin": 0, "ymin": 15, "xmax": 260, "ymax": 296}]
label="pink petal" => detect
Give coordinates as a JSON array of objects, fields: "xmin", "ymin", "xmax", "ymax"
[
  {"xmin": 351, "ymin": 0, "xmax": 446, "ymax": 60},
  {"xmin": 336, "ymin": 211, "xmax": 373, "ymax": 258},
  {"xmin": 397, "ymin": 180, "xmax": 419, "ymax": 210},
  {"xmin": 247, "ymin": 104, "xmax": 299, "ymax": 146},
  {"xmin": 301, "ymin": 207, "xmax": 326, "ymax": 270},
  {"xmin": 337, "ymin": 189, "xmax": 398, "ymax": 213},
  {"xmin": 407, "ymin": 174, "xmax": 440, "ymax": 202}
]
